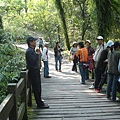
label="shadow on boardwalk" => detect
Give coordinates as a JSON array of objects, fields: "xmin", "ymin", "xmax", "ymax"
[{"xmin": 28, "ymin": 50, "xmax": 120, "ymax": 120}]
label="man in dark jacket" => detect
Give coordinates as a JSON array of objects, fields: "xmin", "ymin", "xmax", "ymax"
[
  {"xmin": 26, "ymin": 36, "xmax": 49, "ymax": 109},
  {"xmin": 95, "ymin": 40, "xmax": 114, "ymax": 92}
]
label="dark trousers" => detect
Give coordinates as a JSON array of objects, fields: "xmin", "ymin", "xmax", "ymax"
[
  {"xmin": 72, "ymin": 59, "xmax": 77, "ymax": 72},
  {"xmin": 28, "ymin": 69, "xmax": 43, "ymax": 106},
  {"xmin": 94, "ymin": 68, "xmax": 102, "ymax": 89}
]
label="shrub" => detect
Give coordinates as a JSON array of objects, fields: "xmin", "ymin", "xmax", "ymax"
[{"xmin": 0, "ymin": 31, "xmax": 25, "ymax": 103}]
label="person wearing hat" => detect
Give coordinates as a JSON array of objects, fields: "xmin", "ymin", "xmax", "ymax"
[
  {"xmin": 85, "ymin": 40, "xmax": 95, "ymax": 80},
  {"xmin": 89, "ymin": 36, "xmax": 106, "ymax": 89},
  {"xmin": 94, "ymin": 40, "xmax": 114, "ymax": 93},
  {"xmin": 70, "ymin": 41, "xmax": 78, "ymax": 72},
  {"xmin": 54, "ymin": 41, "xmax": 64, "ymax": 72},
  {"xmin": 42, "ymin": 42, "xmax": 51, "ymax": 78},
  {"xmin": 107, "ymin": 41, "xmax": 120, "ymax": 101},
  {"xmin": 25, "ymin": 36, "xmax": 49, "ymax": 109}
]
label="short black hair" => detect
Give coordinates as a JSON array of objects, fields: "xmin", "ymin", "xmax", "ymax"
[
  {"xmin": 114, "ymin": 41, "xmax": 120, "ymax": 49},
  {"xmin": 78, "ymin": 42, "xmax": 84, "ymax": 48}
]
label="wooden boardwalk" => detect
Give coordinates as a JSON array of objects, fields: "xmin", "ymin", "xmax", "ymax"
[{"xmin": 28, "ymin": 52, "xmax": 120, "ymax": 120}]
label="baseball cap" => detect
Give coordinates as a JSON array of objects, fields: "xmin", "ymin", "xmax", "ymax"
[
  {"xmin": 96, "ymin": 36, "xmax": 103, "ymax": 40},
  {"xmin": 26, "ymin": 36, "xmax": 37, "ymax": 44},
  {"xmin": 85, "ymin": 40, "xmax": 91, "ymax": 44},
  {"xmin": 106, "ymin": 40, "xmax": 114, "ymax": 47}
]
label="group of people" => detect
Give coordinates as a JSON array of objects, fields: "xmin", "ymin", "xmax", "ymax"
[
  {"xmin": 25, "ymin": 35, "xmax": 120, "ymax": 109},
  {"xmin": 70, "ymin": 36, "xmax": 120, "ymax": 101}
]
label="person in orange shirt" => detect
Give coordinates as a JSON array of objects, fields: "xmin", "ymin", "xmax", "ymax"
[{"xmin": 76, "ymin": 42, "xmax": 88, "ymax": 84}]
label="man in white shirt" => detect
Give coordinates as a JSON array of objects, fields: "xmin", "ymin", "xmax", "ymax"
[{"xmin": 42, "ymin": 42, "xmax": 51, "ymax": 78}]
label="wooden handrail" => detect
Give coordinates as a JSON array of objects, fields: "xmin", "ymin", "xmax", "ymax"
[{"xmin": 0, "ymin": 70, "xmax": 32, "ymax": 120}]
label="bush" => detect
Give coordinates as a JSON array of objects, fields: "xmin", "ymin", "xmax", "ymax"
[{"xmin": 0, "ymin": 31, "xmax": 25, "ymax": 103}]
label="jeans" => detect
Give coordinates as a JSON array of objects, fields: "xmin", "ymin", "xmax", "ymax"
[
  {"xmin": 78, "ymin": 62, "xmax": 87, "ymax": 83},
  {"xmin": 106, "ymin": 73, "xmax": 118, "ymax": 101},
  {"xmin": 55, "ymin": 56, "xmax": 62, "ymax": 70},
  {"xmin": 43, "ymin": 61, "xmax": 49, "ymax": 77},
  {"xmin": 85, "ymin": 68, "xmax": 89, "ymax": 79}
]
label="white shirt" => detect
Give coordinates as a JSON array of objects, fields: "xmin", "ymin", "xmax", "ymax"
[
  {"xmin": 93, "ymin": 44, "xmax": 106, "ymax": 62},
  {"xmin": 42, "ymin": 47, "xmax": 49, "ymax": 61}
]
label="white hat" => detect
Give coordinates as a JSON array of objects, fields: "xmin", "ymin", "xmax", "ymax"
[
  {"xmin": 85, "ymin": 40, "xmax": 91, "ymax": 44},
  {"xmin": 106, "ymin": 40, "xmax": 114, "ymax": 47},
  {"xmin": 73, "ymin": 41, "xmax": 77, "ymax": 45},
  {"xmin": 97, "ymin": 36, "xmax": 103, "ymax": 40}
]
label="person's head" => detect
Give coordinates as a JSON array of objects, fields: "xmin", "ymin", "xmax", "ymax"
[
  {"xmin": 96, "ymin": 36, "xmax": 103, "ymax": 45},
  {"xmin": 26, "ymin": 36, "xmax": 37, "ymax": 48},
  {"xmin": 114, "ymin": 41, "xmax": 120, "ymax": 51},
  {"xmin": 72, "ymin": 41, "xmax": 77, "ymax": 48},
  {"xmin": 78, "ymin": 42, "xmax": 84, "ymax": 49},
  {"xmin": 39, "ymin": 37, "xmax": 43, "ymax": 40},
  {"xmin": 44, "ymin": 42, "xmax": 49, "ymax": 48},
  {"xmin": 106, "ymin": 40, "xmax": 114, "ymax": 52},
  {"xmin": 85, "ymin": 40, "xmax": 91, "ymax": 47}
]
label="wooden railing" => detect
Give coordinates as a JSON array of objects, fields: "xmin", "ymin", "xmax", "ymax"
[{"xmin": 0, "ymin": 70, "xmax": 32, "ymax": 120}]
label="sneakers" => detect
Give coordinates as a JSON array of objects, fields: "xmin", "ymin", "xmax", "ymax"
[
  {"xmin": 89, "ymin": 85, "xmax": 94, "ymax": 89},
  {"xmin": 94, "ymin": 89, "xmax": 100, "ymax": 93}
]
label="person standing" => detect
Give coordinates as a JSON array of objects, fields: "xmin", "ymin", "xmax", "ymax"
[
  {"xmin": 42, "ymin": 42, "xmax": 51, "ymax": 78},
  {"xmin": 85, "ymin": 40, "xmax": 95, "ymax": 79},
  {"xmin": 106, "ymin": 41, "xmax": 120, "ymax": 101},
  {"xmin": 54, "ymin": 41, "xmax": 63, "ymax": 72},
  {"xmin": 39, "ymin": 37, "xmax": 43, "ymax": 51},
  {"xmin": 70, "ymin": 41, "xmax": 78, "ymax": 72},
  {"xmin": 91, "ymin": 36, "xmax": 106, "ymax": 90},
  {"xmin": 76, "ymin": 42, "xmax": 88, "ymax": 84},
  {"xmin": 25, "ymin": 36, "xmax": 49, "ymax": 109},
  {"xmin": 95, "ymin": 40, "xmax": 114, "ymax": 93}
]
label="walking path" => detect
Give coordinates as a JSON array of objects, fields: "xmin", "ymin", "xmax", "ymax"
[{"xmin": 17, "ymin": 44, "xmax": 120, "ymax": 120}]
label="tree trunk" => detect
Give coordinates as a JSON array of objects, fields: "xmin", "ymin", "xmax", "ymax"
[
  {"xmin": 94, "ymin": 0, "xmax": 112, "ymax": 40},
  {"xmin": 55, "ymin": 0, "xmax": 70, "ymax": 50},
  {"xmin": 0, "ymin": 16, "xmax": 3, "ymax": 42}
]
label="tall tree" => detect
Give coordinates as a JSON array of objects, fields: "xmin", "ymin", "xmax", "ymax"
[
  {"xmin": 94, "ymin": 0, "xmax": 120, "ymax": 40},
  {"xmin": 55, "ymin": 0, "xmax": 70, "ymax": 50}
]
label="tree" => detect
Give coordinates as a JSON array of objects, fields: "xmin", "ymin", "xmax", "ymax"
[
  {"xmin": 94, "ymin": 0, "xmax": 120, "ymax": 40},
  {"xmin": 55, "ymin": 0, "xmax": 70, "ymax": 50}
]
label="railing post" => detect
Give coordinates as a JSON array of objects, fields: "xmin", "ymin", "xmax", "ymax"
[
  {"xmin": 8, "ymin": 83, "xmax": 17, "ymax": 120},
  {"xmin": 20, "ymin": 71, "xmax": 28, "ymax": 120},
  {"xmin": 21, "ymin": 70, "xmax": 32, "ymax": 107}
]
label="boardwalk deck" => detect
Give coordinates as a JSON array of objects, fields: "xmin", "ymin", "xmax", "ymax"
[{"xmin": 28, "ymin": 51, "xmax": 120, "ymax": 120}]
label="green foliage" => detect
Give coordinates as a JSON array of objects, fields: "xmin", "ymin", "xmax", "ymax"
[{"xmin": 0, "ymin": 31, "xmax": 25, "ymax": 103}]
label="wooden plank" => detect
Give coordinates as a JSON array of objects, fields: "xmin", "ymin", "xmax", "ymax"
[
  {"xmin": 18, "ymin": 102, "xmax": 25, "ymax": 120},
  {"xmin": 0, "ymin": 94, "xmax": 14, "ymax": 120},
  {"xmin": 17, "ymin": 78, "xmax": 25, "ymax": 97}
]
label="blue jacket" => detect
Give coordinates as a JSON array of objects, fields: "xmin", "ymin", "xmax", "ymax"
[{"xmin": 26, "ymin": 47, "xmax": 40, "ymax": 70}]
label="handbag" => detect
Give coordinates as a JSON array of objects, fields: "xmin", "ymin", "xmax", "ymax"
[{"xmin": 82, "ymin": 62, "xmax": 89, "ymax": 68}]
